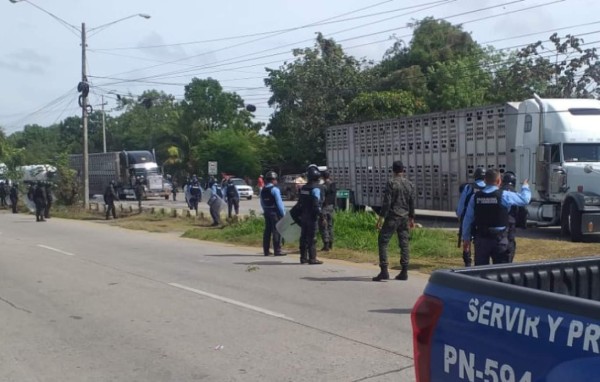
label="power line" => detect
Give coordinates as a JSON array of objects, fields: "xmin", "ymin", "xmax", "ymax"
[{"xmin": 16, "ymin": 0, "xmax": 80, "ymax": 38}]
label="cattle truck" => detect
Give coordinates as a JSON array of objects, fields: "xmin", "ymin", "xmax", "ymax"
[
  {"xmin": 69, "ymin": 150, "xmax": 170, "ymax": 200},
  {"xmin": 326, "ymin": 95, "xmax": 600, "ymax": 242}
]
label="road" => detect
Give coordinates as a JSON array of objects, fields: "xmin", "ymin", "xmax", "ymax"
[{"xmin": 0, "ymin": 212, "xmax": 424, "ymax": 381}]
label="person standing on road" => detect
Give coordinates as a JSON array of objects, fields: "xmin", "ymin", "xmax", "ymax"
[
  {"xmin": 296, "ymin": 165, "xmax": 323, "ymax": 264},
  {"xmin": 9, "ymin": 183, "xmax": 18, "ymax": 214},
  {"xmin": 260, "ymin": 171, "xmax": 285, "ymax": 256},
  {"xmin": 373, "ymin": 161, "xmax": 416, "ymax": 281},
  {"xmin": 225, "ymin": 178, "xmax": 240, "ymax": 218},
  {"xmin": 462, "ymin": 169, "xmax": 531, "ymax": 266},
  {"xmin": 134, "ymin": 176, "xmax": 144, "ymax": 211},
  {"xmin": 189, "ymin": 176, "xmax": 202, "ymax": 215},
  {"xmin": 456, "ymin": 167, "xmax": 486, "ymax": 267},
  {"xmin": 44, "ymin": 182, "xmax": 53, "ymax": 219},
  {"xmin": 171, "ymin": 179, "xmax": 178, "ymax": 201},
  {"xmin": 104, "ymin": 180, "xmax": 118, "ymax": 220},
  {"xmin": 0, "ymin": 181, "xmax": 6, "ymax": 207},
  {"xmin": 33, "ymin": 181, "xmax": 47, "ymax": 222},
  {"xmin": 318, "ymin": 171, "xmax": 337, "ymax": 251},
  {"xmin": 208, "ymin": 179, "xmax": 223, "ymax": 226},
  {"xmin": 501, "ymin": 171, "xmax": 527, "ymax": 263},
  {"xmin": 257, "ymin": 175, "xmax": 264, "ymax": 195}
]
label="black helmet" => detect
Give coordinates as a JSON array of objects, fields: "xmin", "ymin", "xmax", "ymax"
[
  {"xmin": 265, "ymin": 171, "xmax": 278, "ymax": 182},
  {"xmin": 322, "ymin": 170, "xmax": 330, "ymax": 179},
  {"xmin": 473, "ymin": 167, "xmax": 485, "ymax": 181},
  {"xmin": 502, "ymin": 171, "xmax": 517, "ymax": 187},
  {"xmin": 306, "ymin": 165, "xmax": 321, "ymax": 182}
]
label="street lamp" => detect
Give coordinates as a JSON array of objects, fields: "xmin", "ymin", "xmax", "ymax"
[{"xmin": 9, "ymin": 0, "xmax": 150, "ymax": 208}]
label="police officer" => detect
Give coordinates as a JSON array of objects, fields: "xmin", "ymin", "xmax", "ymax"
[
  {"xmin": 297, "ymin": 165, "xmax": 323, "ymax": 264},
  {"xmin": 225, "ymin": 178, "xmax": 240, "ymax": 218},
  {"xmin": 462, "ymin": 169, "xmax": 531, "ymax": 266},
  {"xmin": 9, "ymin": 182, "xmax": 18, "ymax": 214},
  {"xmin": 373, "ymin": 160, "xmax": 416, "ymax": 281},
  {"xmin": 208, "ymin": 179, "xmax": 222, "ymax": 226},
  {"xmin": 501, "ymin": 171, "xmax": 520, "ymax": 262},
  {"xmin": 33, "ymin": 181, "xmax": 47, "ymax": 222},
  {"xmin": 188, "ymin": 176, "xmax": 202, "ymax": 214},
  {"xmin": 134, "ymin": 176, "xmax": 144, "ymax": 210},
  {"xmin": 104, "ymin": 180, "xmax": 118, "ymax": 220},
  {"xmin": 0, "ymin": 181, "xmax": 6, "ymax": 207},
  {"xmin": 456, "ymin": 167, "xmax": 486, "ymax": 267},
  {"xmin": 260, "ymin": 171, "xmax": 285, "ymax": 256},
  {"xmin": 44, "ymin": 182, "xmax": 53, "ymax": 219},
  {"xmin": 318, "ymin": 170, "xmax": 336, "ymax": 251}
]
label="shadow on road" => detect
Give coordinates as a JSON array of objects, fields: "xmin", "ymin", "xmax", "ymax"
[
  {"xmin": 301, "ymin": 276, "xmax": 373, "ymax": 282},
  {"xmin": 368, "ymin": 308, "xmax": 412, "ymax": 315},
  {"xmin": 205, "ymin": 254, "xmax": 265, "ymax": 257},
  {"xmin": 234, "ymin": 261, "xmax": 297, "ymax": 266}
]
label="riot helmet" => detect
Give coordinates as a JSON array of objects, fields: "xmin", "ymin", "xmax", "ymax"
[
  {"xmin": 502, "ymin": 171, "xmax": 517, "ymax": 187},
  {"xmin": 322, "ymin": 170, "xmax": 330, "ymax": 179},
  {"xmin": 265, "ymin": 171, "xmax": 278, "ymax": 182},
  {"xmin": 306, "ymin": 164, "xmax": 321, "ymax": 182},
  {"xmin": 473, "ymin": 167, "xmax": 485, "ymax": 181}
]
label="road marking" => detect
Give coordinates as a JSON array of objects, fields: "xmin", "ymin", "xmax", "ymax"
[
  {"xmin": 37, "ymin": 244, "xmax": 75, "ymax": 256},
  {"xmin": 168, "ymin": 283, "xmax": 295, "ymax": 322}
]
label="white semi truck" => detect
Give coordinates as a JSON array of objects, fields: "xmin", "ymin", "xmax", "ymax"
[
  {"xmin": 326, "ymin": 95, "xmax": 600, "ymax": 241},
  {"xmin": 69, "ymin": 150, "xmax": 170, "ymax": 200}
]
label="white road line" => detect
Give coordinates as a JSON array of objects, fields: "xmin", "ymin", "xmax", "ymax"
[
  {"xmin": 37, "ymin": 244, "xmax": 75, "ymax": 257},
  {"xmin": 169, "ymin": 283, "xmax": 295, "ymax": 322}
]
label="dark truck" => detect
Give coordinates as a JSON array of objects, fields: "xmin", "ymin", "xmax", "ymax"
[{"xmin": 411, "ymin": 257, "xmax": 600, "ymax": 382}]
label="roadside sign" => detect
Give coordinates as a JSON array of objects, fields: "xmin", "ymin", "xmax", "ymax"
[
  {"xmin": 208, "ymin": 161, "xmax": 218, "ymax": 175},
  {"xmin": 336, "ymin": 190, "xmax": 350, "ymax": 199}
]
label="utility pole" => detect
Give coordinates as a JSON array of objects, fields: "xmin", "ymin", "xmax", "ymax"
[
  {"xmin": 101, "ymin": 95, "xmax": 107, "ymax": 153},
  {"xmin": 81, "ymin": 22, "xmax": 89, "ymax": 209}
]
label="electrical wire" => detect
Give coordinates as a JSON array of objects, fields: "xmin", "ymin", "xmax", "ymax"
[{"xmin": 16, "ymin": 0, "xmax": 80, "ymax": 38}]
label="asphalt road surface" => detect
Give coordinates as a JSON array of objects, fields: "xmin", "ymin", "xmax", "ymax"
[{"xmin": 0, "ymin": 211, "xmax": 424, "ymax": 381}]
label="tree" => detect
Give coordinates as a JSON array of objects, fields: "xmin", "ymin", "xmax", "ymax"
[
  {"xmin": 265, "ymin": 33, "xmax": 368, "ymax": 169},
  {"xmin": 346, "ymin": 91, "xmax": 427, "ymax": 122}
]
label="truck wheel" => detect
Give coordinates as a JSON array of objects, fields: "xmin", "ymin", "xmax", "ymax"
[
  {"xmin": 247, "ymin": 196, "xmax": 252, "ymax": 200},
  {"xmin": 286, "ymin": 189, "xmax": 294, "ymax": 201},
  {"xmin": 164, "ymin": 195, "xmax": 169, "ymax": 200},
  {"xmin": 568, "ymin": 202, "xmax": 583, "ymax": 242}
]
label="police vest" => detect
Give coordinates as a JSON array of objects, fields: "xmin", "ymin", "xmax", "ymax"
[
  {"xmin": 474, "ymin": 190, "xmax": 509, "ymax": 230},
  {"xmin": 261, "ymin": 186, "xmax": 276, "ymax": 209},
  {"xmin": 190, "ymin": 184, "xmax": 201, "ymax": 196},
  {"xmin": 299, "ymin": 183, "xmax": 319, "ymax": 215},
  {"xmin": 226, "ymin": 184, "xmax": 238, "ymax": 198}
]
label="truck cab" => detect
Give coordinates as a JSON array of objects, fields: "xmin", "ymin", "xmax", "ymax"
[
  {"xmin": 512, "ymin": 97, "xmax": 600, "ymax": 240},
  {"xmin": 119, "ymin": 151, "xmax": 170, "ymax": 200}
]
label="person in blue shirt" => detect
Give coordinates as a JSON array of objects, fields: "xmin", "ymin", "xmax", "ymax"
[
  {"xmin": 207, "ymin": 179, "xmax": 222, "ymax": 226},
  {"xmin": 296, "ymin": 165, "xmax": 323, "ymax": 264},
  {"xmin": 456, "ymin": 167, "xmax": 486, "ymax": 266},
  {"xmin": 260, "ymin": 171, "xmax": 286, "ymax": 256},
  {"xmin": 462, "ymin": 169, "xmax": 531, "ymax": 266}
]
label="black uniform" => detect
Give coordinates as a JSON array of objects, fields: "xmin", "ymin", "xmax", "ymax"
[
  {"xmin": 297, "ymin": 182, "xmax": 322, "ymax": 264},
  {"xmin": 0, "ymin": 182, "xmax": 6, "ymax": 207},
  {"xmin": 225, "ymin": 183, "xmax": 240, "ymax": 218},
  {"xmin": 9, "ymin": 185, "xmax": 18, "ymax": 213},
  {"xmin": 44, "ymin": 183, "xmax": 53, "ymax": 219},
  {"xmin": 134, "ymin": 179, "xmax": 144, "ymax": 209},
  {"xmin": 104, "ymin": 183, "xmax": 118, "ymax": 219},
  {"xmin": 318, "ymin": 179, "xmax": 337, "ymax": 251},
  {"xmin": 457, "ymin": 181, "xmax": 485, "ymax": 267},
  {"xmin": 33, "ymin": 184, "xmax": 47, "ymax": 222},
  {"xmin": 188, "ymin": 181, "xmax": 202, "ymax": 213},
  {"xmin": 473, "ymin": 190, "xmax": 510, "ymax": 265}
]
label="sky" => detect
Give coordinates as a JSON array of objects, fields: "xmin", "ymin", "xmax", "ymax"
[{"xmin": 1, "ymin": 0, "xmax": 599, "ymax": 134}]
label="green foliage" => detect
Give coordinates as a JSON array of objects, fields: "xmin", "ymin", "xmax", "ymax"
[
  {"xmin": 51, "ymin": 152, "xmax": 80, "ymax": 205},
  {"xmin": 346, "ymin": 90, "xmax": 428, "ymax": 122}
]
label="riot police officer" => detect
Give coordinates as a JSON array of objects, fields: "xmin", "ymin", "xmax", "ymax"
[
  {"xmin": 0, "ymin": 181, "xmax": 6, "ymax": 207},
  {"xmin": 134, "ymin": 176, "xmax": 144, "ymax": 210},
  {"xmin": 373, "ymin": 161, "xmax": 416, "ymax": 281},
  {"xmin": 501, "ymin": 171, "xmax": 521, "ymax": 262},
  {"xmin": 224, "ymin": 178, "xmax": 240, "ymax": 218},
  {"xmin": 456, "ymin": 167, "xmax": 486, "ymax": 267},
  {"xmin": 33, "ymin": 181, "xmax": 47, "ymax": 222},
  {"xmin": 319, "ymin": 170, "xmax": 337, "ymax": 251},
  {"xmin": 188, "ymin": 176, "xmax": 202, "ymax": 214},
  {"xmin": 297, "ymin": 165, "xmax": 323, "ymax": 264},
  {"xmin": 9, "ymin": 183, "xmax": 18, "ymax": 214},
  {"xmin": 44, "ymin": 182, "xmax": 53, "ymax": 219},
  {"xmin": 260, "ymin": 171, "xmax": 285, "ymax": 256},
  {"xmin": 104, "ymin": 180, "xmax": 119, "ymax": 220},
  {"xmin": 462, "ymin": 169, "xmax": 531, "ymax": 266}
]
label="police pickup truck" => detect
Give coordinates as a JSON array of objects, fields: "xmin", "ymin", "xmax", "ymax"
[{"xmin": 411, "ymin": 257, "xmax": 600, "ymax": 382}]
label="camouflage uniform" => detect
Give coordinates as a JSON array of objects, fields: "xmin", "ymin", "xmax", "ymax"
[
  {"xmin": 318, "ymin": 178, "xmax": 336, "ymax": 251},
  {"xmin": 377, "ymin": 174, "xmax": 415, "ymax": 269}
]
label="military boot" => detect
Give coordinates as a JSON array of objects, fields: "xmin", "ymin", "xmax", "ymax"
[
  {"xmin": 372, "ymin": 265, "xmax": 389, "ymax": 281},
  {"xmin": 308, "ymin": 247, "xmax": 322, "ymax": 265},
  {"xmin": 320, "ymin": 242, "xmax": 330, "ymax": 252},
  {"xmin": 300, "ymin": 249, "xmax": 308, "ymax": 264},
  {"xmin": 395, "ymin": 266, "xmax": 408, "ymax": 281}
]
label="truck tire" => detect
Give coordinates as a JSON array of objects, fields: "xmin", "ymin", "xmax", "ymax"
[
  {"xmin": 164, "ymin": 195, "xmax": 169, "ymax": 200},
  {"xmin": 247, "ymin": 196, "xmax": 252, "ymax": 200},
  {"xmin": 286, "ymin": 189, "xmax": 294, "ymax": 201},
  {"xmin": 569, "ymin": 202, "xmax": 584, "ymax": 242}
]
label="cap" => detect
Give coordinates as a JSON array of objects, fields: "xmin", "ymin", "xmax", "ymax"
[{"xmin": 392, "ymin": 160, "xmax": 404, "ymax": 173}]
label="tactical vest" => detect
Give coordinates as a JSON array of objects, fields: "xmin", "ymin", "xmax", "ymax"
[
  {"xmin": 474, "ymin": 190, "xmax": 508, "ymax": 231},
  {"xmin": 226, "ymin": 184, "xmax": 237, "ymax": 198},
  {"xmin": 261, "ymin": 186, "xmax": 276, "ymax": 209},
  {"xmin": 190, "ymin": 184, "xmax": 201, "ymax": 196},
  {"xmin": 299, "ymin": 183, "xmax": 319, "ymax": 216},
  {"xmin": 322, "ymin": 181, "xmax": 336, "ymax": 207}
]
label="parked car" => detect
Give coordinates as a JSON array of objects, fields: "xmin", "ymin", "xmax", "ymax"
[
  {"xmin": 277, "ymin": 174, "xmax": 306, "ymax": 201},
  {"xmin": 229, "ymin": 177, "xmax": 253, "ymax": 200}
]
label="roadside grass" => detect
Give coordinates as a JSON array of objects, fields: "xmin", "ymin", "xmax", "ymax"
[{"xmin": 46, "ymin": 207, "xmax": 600, "ymax": 273}]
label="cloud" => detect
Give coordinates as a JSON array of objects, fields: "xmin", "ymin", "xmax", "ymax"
[
  {"xmin": 136, "ymin": 31, "xmax": 188, "ymax": 59},
  {"xmin": 0, "ymin": 49, "xmax": 50, "ymax": 74}
]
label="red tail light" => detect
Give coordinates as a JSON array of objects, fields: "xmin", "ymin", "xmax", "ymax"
[{"xmin": 411, "ymin": 294, "xmax": 444, "ymax": 382}]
